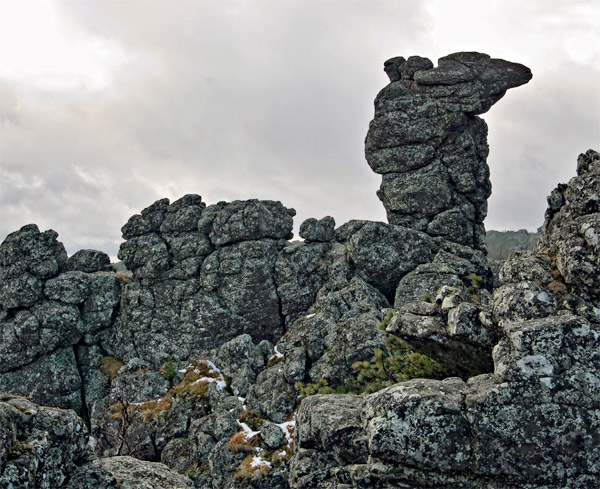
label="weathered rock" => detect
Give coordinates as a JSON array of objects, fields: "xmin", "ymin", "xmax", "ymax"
[
  {"xmin": 44, "ymin": 271, "xmax": 91, "ymax": 304},
  {"xmin": 0, "ymin": 301, "xmax": 82, "ymax": 373},
  {"xmin": 346, "ymin": 221, "xmax": 437, "ymax": 299},
  {"xmin": 261, "ymin": 421, "xmax": 284, "ymax": 449},
  {"xmin": 498, "ymin": 250, "xmax": 554, "ymax": 285},
  {"xmin": 492, "ymin": 281, "xmax": 559, "ymax": 326},
  {"xmin": 0, "ymin": 395, "xmax": 88, "ymax": 489},
  {"xmin": 109, "ymin": 358, "xmax": 170, "ymax": 405},
  {"xmin": 0, "ymin": 348, "xmax": 83, "ymax": 412},
  {"xmin": 290, "ymin": 314, "xmax": 600, "ymax": 488},
  {"xmin": 209, "ymin": 199, "xmax": 295, "ymax": 247},
  {"xmin": 0, "ymin": 224, "xmax": 67, "ymax": 309},
  {"xmin": 247, "ymin": 366, "xmax": 297, "ymax": 423},
  {"xmin": 537, "ymin": 149, "xmax": 600, "ymax": 295},
  {"xmin": 67, "ymin": 456, "xmax": 194, "ymax": 489},
  {"xmin": 121, "ymin": 198, "xmax": 170, "ymax": 239},
  {"xmin": 67, "ymin": 249, "xmax": 111, "ymax": 273},
  {"xmin": 275, "ymin": 241, "xmax": 329, "ymax": 325},
  {"xmin": 299, "ymin": 216, "xmax": 335, "ymax": 242},
  {"xmin": 366, "ymin": 52, "xmax": 532, "ymax": 249}
]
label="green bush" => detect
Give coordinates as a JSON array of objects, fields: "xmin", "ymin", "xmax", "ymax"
[{"xmin": 352, "ymin": 335, "xmax": 446, "ymax": 394}]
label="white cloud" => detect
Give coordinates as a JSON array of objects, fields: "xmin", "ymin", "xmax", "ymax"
[{"xmin": 0, "ymin": 0, "xmax": 598, "ymax": 255}]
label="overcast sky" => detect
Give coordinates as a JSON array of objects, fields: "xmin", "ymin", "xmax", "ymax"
[{"xmin": 1, "ymin": 0, "xmax": 598, "ymax": 257}]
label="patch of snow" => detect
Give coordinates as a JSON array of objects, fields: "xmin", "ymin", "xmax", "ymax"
[
  {"xmin": 305, "ymin": 313, "xmax": 316, "ymax": 319},
  {"xmin": 275, "ymin": 418, "xmax": 296, "ymax": 446},
  {"xmin": 268, "ymin": 345, "xmax": 284, "ymax": 364},
  {"xmin": 192, "ymin": 375, "xmax": 226, "ymax": 391},
  {"xmin": 279, "ymin": 451, "xmax": 287, "ymax": 456},
  {"xmin": 205, "ymin": 360, "xmax": 221, "ymax": 375},
  {"xmin": 237, "ymin": 420, "xmax": 260, "ymax": 441},
  {"xmin": 250, "ymin": 456, "xmax": 271, "ymax": 468}
]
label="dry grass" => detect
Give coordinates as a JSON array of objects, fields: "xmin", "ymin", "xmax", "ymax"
[
  {"xmin": 115, "ymin": 273, "xmax": 130, "ymax": 284},
  {"xmin": 266, "ymin": 355, "xmax": 284, "ymax": 368},
  {"xmin": 227, "ymin": 431, "xmax": 261, "ymax": 454},
  {"xmin": 100, "ymin": 356, "xmax": 124, "ymax": 380},
  {"xmin": 108, "ymin": 358, "xmax": 217, "ymax": 422},
  {"xmin": 233, "ymin": 454, "xmax": 270, "ymax": 481},
  {"xmin": 547, "ymin": 280, "xmax": 568, "ymax": 296}
]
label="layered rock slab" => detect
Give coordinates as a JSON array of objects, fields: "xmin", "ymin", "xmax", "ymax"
[{"xmin": 366, "ymin": 52, "xmax": 532, "ymax": 250}]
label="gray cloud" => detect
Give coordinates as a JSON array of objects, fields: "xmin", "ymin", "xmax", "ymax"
[{"xmin": 1, "ymin": 0, "xmax": 598, "ymax": 257}]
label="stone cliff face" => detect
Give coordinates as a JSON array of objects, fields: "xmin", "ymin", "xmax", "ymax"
[
  {"xmin": 366, "ymin": 52, "xmax": 531, "ymax": 250},
  {"xmin": 0, "ymin": 54, "xmax": 598, "ymax": 489}
]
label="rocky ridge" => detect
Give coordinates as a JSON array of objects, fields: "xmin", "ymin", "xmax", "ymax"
[{"xmin": 0, "ymin": 54, "xmax": 598, "ymax": 489}]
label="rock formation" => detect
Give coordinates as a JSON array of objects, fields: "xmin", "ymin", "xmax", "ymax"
[
  {"xmin": 0, "ymin": 54, "xmax": 598, "ymax": 489},
  {"xmin": 366, "ymin": 52, "xmax": 532, "ymax": 250}
]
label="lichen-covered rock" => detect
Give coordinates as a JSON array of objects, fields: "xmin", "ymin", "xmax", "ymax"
[
  {"xmin": 299, "ymin": 216, "xmax": 335, "ymax": 242},
  {"xmin": 275, "ymin": 241, "xmax": 329, "ymax": 325},
  {"xmin": 290, "ymin": 314, "xmax": 600, "ymax": 488},
  {"xmin": 201, "ymin": 239, "xmax": 285, "ymax": 343},
  {"xmin": 209, "ymin": 199, "xmax": 295, "ymax": 247},
  {"xmin": 0, "ymin": 395, "xmax": 88, "ymax": 489},
  {"xmin": 0, "ymin": 301, "xmax": 82, "ymax": 373},
  {"xmin": 109, "ymin": 358, "xmax": 170, "ymax": 404},
  {"xmin": 346, "ymin": 221, "xmax": 437, "ymax": 299},
  {"xmin": 366, "ymin": 52, "xmax": 532, "ymax": 249},
  {"xmin": 537, "ymin": 149, "xmax": 600, "ymax": 295},
  {"xmin": 498, "ymin": 250, "xmax": 554, "ymax": 286},
  {"xmin": 212, "ymin": 334, "xmax": 266, "ymax": 397},
  {"xmin": 0, "ymin": 224, "xmax": 67, "ymax": 309},
  {"xmin": 492, "ymin": 281, "xmax": 559, "ymax": 325},
  {"xmin": 44, "ymin": 271, "xmax": 91, "ymax": 304},
  {"xmin": 0, "ymin": 348, "xmax": 83, "ymax": 413},
  {"xmin": 247, "ymin": 366, "xmax": 297, "ymax": 423},
  {"xmin": 67, "ymin": 249, "xmax": 111, "ymax": 273},
  {"xmin": 66, "ymin": 456, "xmax": 194, "ymax": 489}
]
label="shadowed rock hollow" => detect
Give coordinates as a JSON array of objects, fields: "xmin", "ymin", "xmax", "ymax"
[{"xmin": 1, "ymin": 54, "xmax": 598, "ymax": 489}]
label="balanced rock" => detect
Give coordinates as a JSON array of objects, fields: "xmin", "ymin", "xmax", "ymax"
[{"xmin": 366, "ymin": 52, "xmax": 532, "ymax": 250}]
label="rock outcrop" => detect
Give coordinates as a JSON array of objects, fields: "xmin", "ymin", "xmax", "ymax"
[
  {"xmin": 1, "ymin": 54, "xmax": 597, "ymax": 489},
  {"xmin": 366, "ymin": 52, "xmax": 532, "ymax": 250},
  {"xmin": 289, "ymin": 149, "xmax": 599, "ymax": 488}
]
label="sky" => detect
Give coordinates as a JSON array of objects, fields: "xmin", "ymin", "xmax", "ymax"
[{"xmin": 0, "ymin": 0, "xmax": 598, "ymax": 258}]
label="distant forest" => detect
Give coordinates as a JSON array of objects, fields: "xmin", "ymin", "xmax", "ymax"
[{"xmin": 485, "ymin": 229, "xmax": 541, "ymax": 260}]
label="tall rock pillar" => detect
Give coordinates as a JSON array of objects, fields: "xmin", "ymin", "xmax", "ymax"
[{"xmin": 365, "ymin": 52, "xmax": 532, "ymax": 250}]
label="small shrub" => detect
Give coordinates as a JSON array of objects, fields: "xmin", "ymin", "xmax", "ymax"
[
  {"xmin": 10, "ymin": 441, "xmax": 35, "ymax": 458},
  {"xmin": 422, "ymin": 293, "xmax": 432, "ymax": 303},
  {"xmin": 115, "ymin": 273, "xmax": 130, "ymax": 284},
  {"xmin": 547, "ymin": 280, "xmax": 568, "ymax": 296},
  {"xmin": 352, "ymin": 335, "xmax": 446, "ymax": 394},
  {"xmin": 378, "ymin": 310, "xmax": 394, "ymax": 331},
  {"xmin": 160, "ymin": 357, "xmax": 177, "ymax": 386}
]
